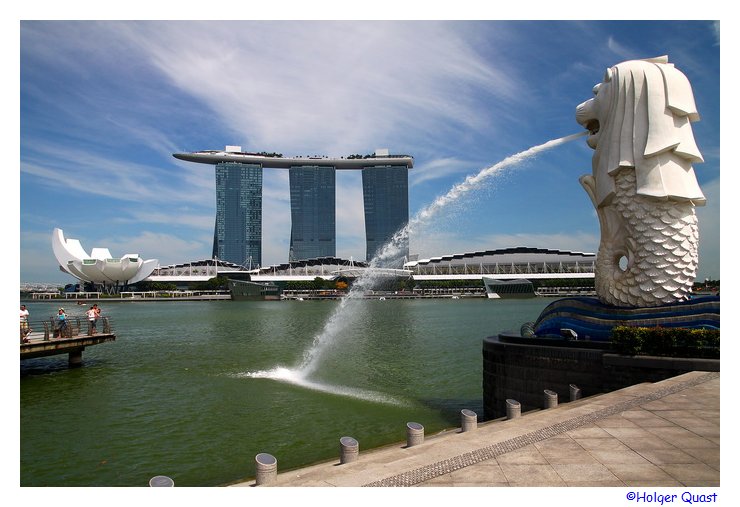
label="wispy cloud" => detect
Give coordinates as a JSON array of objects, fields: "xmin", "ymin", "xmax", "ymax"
[
  {"xmin": 110, "ymin": 21, "xmax": 523, "ymax": 155},
  {"xmin": 410, "ymin": 157, "xmax": 478, "ymax": 187},
  {"xmin": 21, "ymin": 143, "xmax": 212, "ymax": 208},
  {"xmin": 117, "ymin": 210, "xmax": 214, "ymax": 232},
  {"xmin": 98, "ymin": 231, "xmax": 208, "ymax": 266},
  {"xmin": 606, "ymin": 36, "xmax": 634, "ymax": 60}
]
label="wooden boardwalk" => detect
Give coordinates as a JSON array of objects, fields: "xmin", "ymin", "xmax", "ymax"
[{"xmin": 20, "ymin": 316, "xmax": 116, "ymax": 366}]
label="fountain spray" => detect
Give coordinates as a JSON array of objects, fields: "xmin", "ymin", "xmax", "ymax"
[{"xmin": 247, "ymin": 132, "xmax": 586, "ymax": 400}]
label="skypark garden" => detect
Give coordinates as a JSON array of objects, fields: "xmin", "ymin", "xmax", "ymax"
[{"xmin": 173, "ymin": 148, "xmax": 414, "ymax": 169}]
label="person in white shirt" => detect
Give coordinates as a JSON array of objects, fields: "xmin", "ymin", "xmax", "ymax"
[
  {"xmin": 20, "ymin": 304, "xmax": 30, "ymax": 343},
  {"xmin": 86, "ymin": 306, "xmax": 98, "ymax": 334}
]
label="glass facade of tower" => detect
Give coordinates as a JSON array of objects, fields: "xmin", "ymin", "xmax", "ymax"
[
  {"xmin": 362, "ymin": 165, "xmax": 409, "ymax": 265},
  {"xmin": 212, "ymin": 162, "xmax": 262, "ymax": 267},
  {"xmin": 288, "ymin": 166, "xmax": 336, "ymax": 261}
]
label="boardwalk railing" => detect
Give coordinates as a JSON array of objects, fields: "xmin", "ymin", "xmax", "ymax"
[{"xmin": 21, "ymin": 316, "xmax": 113, "ymax": 343}]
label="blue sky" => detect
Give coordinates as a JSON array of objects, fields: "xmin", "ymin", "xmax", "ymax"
[{"xmin": 18, "ymin": 18, "xmax": 721, "ymax": 284}]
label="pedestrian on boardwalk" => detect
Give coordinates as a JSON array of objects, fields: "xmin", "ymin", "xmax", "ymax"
[
  {"xmin": 93, "ymin": 304, "xmax": 102, "ymax": 332},
  {"xmin": 20, "ymin": 305, "xmax": 30, "ymax": 343},
  {"xmin": 86, "ymin": 305, "xmax": 97, "ymax": 334},
  {"xmin": 56, "ymin": 308, "xmax": 67, "ymax": 338}
]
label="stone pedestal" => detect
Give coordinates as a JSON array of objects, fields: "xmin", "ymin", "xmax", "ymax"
[{"xmin": 482, "ymin": 333, "xmax": 719, "ymax": 420}]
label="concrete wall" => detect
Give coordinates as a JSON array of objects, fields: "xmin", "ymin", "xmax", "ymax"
[{"xmin": 482, "ymin": 333, "xmax": 719, "ymax": 420}]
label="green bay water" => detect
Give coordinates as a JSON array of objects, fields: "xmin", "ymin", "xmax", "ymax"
[{"xmin": 20, "ymin": 298, "xmax": 550, "ymax": 486}]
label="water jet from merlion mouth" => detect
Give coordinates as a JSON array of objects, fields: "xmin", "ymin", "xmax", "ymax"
[{"xmin": 245, "ymin": 132, "xmax": 586, "ymax": 400}]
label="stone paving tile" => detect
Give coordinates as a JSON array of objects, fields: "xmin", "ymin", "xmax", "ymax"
[
  {"xmin": 645, "ymin": 431, "xmax": 715, "ymax": 449},
  {"xmin": 551, "ymin": 463, "xmax": 621, "ymax": 483},
  {"xmin": 533, "ymin": 435, "xmax": 583, "ymax": 452},
  {"xmin": 620, "ymin": 478, "xmax": 684, "ymax": 487},
  {"xmin": 495, "ymin": 446, "xmax": 548, "ymax": 465},
  {"xmin": 626, "ymin": 414, "xmax": 676, "ymax": 427},
  {"xmin": 588, "ymin": 449, "xmax": 652, "ymax": 465},
  {"xmin": 656, "ymin": 396, "xmax": 697, "ymax": 408},
  {"xmin": 534, "ymin": 435, "xmax": 601, "ymax": 464},
  {"xmin": 636, "ymin": 448, "xmax": 702, "ymax": 465},
  {"xmin": 425, "ymin": 462, "xmax": 508, "ymax": 486},
  {"xmin": 499, "ymin": 464, "xmax": 567, "ymax": 486},
  {"xmin": 416, "ymin": 476, "xmax": 509, "ymax": 487},
  {"xmin": 602, "ymin": 426, "xmax": 657, "ymax": 440},
  {"xmin": 669, "ymin": 421, "xmax": 720, "ymax": 439},
  {"xmin": 562, "ymin": 479, "xmax": 626, "ymax": 486},
  {"xmin": 694, "ymin": 409, "xmax": 720, "ymax": 421},
  {"xmin": 661, "ymin": 413, "xmax": 715, "ymax": 425},
  {"xmin": 572, "ymin": 436, "xmax": 630, "ymax": 451},
  {"xmin": 681, "ymin": 447, "xmax": 720, "ymax": 470},
  {"xmin": 594, "ymin": 416, "xmax": 640, "ymax": 428},
  {"xmin": 640, "ymin": 400, "xmax": 675, "ymax": 411},
  {"xmin": 618, "ymin": 436, "xmax": 675, "ymax": 451},
  {"xmin": 544, "ymin": 452, "xmax": 599, "ymax": 466},
  {"xmin": 643, "ymin": 426, "xmax": 702, "ymax": 441},
  {"xmin": 606, "ymin": 463, "xmax": 681, "ymax": 484},
  {"xmin": 654, "ymin": 410, "xmax": 700, "ymax": 420},
  {"xmin": 659, "ymin": 463, "xmax": 720, "ymax": 486},
  {"xmin": 565, "ymin": 426, "xmax": 613, "ymax": 439}
]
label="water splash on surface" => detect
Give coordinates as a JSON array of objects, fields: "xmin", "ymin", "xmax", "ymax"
[{"xmin": 233, "ymin": 367, "xmax": 404, "ymax": 405}]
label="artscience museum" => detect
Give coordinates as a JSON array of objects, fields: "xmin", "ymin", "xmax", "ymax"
[{"xmin": 51, "ymin": 228, "xmax": 158, "ymax": 287}]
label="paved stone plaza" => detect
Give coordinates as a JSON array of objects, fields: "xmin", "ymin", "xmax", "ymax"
[{"xmin": 234, "ymin": 371, "xmax": 719, "ymax": 487}]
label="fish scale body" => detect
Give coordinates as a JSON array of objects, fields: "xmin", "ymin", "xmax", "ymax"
[{"xmin": 595, "ymin": 169, "xmax": 698, "ymax": 307}]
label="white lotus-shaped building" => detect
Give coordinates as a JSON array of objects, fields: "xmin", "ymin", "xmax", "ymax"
[{"xmin": 52, "ymin": 228, "xmax": 158, "ymax": 285}]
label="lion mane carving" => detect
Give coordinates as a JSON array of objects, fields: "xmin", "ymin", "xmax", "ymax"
[{"xmin": 576, "ymin": 56, "xmax": 706, "ymax": 307}]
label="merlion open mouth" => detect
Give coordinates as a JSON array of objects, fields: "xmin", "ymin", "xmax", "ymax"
[{"xmin": 586, "ymin": 119, "xmax": 600, "ymax": 136}]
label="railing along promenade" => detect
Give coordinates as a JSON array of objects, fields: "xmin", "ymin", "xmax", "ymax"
[
  {"xmin": 20, "ymin": 316, "xmax": 116, "ymax": 366},
  {"xmin": 28, "ymin": 290, "xmax": 231, "ymax": 300}
]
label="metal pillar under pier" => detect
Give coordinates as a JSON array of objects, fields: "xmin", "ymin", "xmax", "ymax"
[{"xmin": 68, "ymin": 349, "xmax": 83, "ymax": 367}]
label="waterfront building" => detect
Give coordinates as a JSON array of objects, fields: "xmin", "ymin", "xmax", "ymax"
[
  {"xmin": 142, "ymin": 248, "xmax": 594, "ymax": 290},
  {"xmin": 173, "ymin": 147, "xmax": 413, "ymax": 265},
  {"xmin": 404, "ymin": 247, "xmax": 596, "ymax": 281},
  {"xmin": 213, "ymin": 162, "xmax": 262, "ymax": 266},
  {"xmin": 51, "ymin": 228, "xmax": 158, "ymax": 287},
  {"xmin": 362, "ymin": 165, "xmax": 409, "ymax": 265},
  {"xmin": 289, "ymin": 165, "xmax": 336, "ymax": 261}
]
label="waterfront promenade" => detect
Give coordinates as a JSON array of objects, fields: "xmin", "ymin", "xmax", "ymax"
[{"xmin": 234, "ymin": 371, "xmax": 719, "ymax": 487}]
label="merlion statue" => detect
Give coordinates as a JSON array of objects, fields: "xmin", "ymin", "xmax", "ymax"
[{"xmin": 576, "ymin": 56, "xmax": 706, "ymax": 307}]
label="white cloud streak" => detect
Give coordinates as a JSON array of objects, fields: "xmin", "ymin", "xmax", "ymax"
[
  {"xmin": 410, "ymin": 157, "xmax": 479, "ymax": 187},
  {"xmin": 21, "ymin": 143, "xmax": 212, "ymax": 208},
  {"xmin": 113, "ymin": 21, "xmax": 520, "ymax": 155}
]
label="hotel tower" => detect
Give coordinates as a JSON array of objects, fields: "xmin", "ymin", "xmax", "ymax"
[{"xmin": 173, "ymin": 147, "xmax": 413, "ymax": 267}]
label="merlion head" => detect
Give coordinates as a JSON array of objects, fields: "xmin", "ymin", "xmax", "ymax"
[{"xmin": 576, "ymin": 56, "xmax": 706, "ymax": 208}]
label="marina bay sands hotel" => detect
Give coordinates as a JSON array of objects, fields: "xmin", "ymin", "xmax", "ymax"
[{"xmin": 173, "ymin": 147, "xmax": 413, "ymax": 267}]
